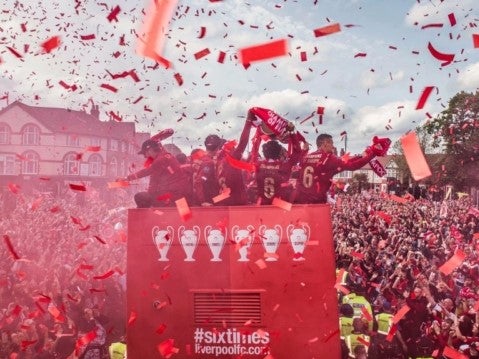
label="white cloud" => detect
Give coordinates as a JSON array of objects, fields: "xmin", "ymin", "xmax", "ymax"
[{"xmin": 457, "ymin": 62, "xmax": 479, "ymax": 91}]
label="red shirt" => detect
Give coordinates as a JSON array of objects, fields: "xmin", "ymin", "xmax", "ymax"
[
  {"xmin": 127, "ymin": 150, "xmax": 191, "ymax": 201},
  {"xmin": 294, "ymin": 151, "xmax": 373, "ymax": 204},
  {"xmin": 254, "ymin": 133, "xmax": 302, "ymax": 205}
]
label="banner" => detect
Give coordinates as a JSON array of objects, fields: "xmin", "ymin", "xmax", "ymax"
[{"xmin": 127, "ymin": 205, "xmax": 341, "ymax": 358}]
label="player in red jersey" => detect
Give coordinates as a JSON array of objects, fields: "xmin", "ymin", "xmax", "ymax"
[
  {"xmin": 201, "ymin": 120, "xmax": 254, "ymax": 206},
  {"xmin": 121, "ymin": 139, "xmax": 192, "ymax": 208},
  {"xmin": 252, "ymin": 126, "xmax": 304, "ymax": 205},
  {"xmin": 292, "ymin": 133, "xmax": 390, "ymax": 204}
]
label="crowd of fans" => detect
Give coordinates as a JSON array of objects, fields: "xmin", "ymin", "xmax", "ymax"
[
  {"xmin": 0, "ymin": 188, "xmax": 129, "ymax": 358},
  {"xmin": 0, "ymin": 184, "xmax": 477, "ymax": 358},
  {"xmin": 334, "ymin": 191, "xmax": 479, "ymax": 358}
]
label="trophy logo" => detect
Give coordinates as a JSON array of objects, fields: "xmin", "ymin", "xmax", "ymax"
[
  {"xmin": 231, "ymin": 225, "xmax": 255, "ymax": 262},
  {"xmin": 287, "ymin": 223, "xmax": 310, "ymax": 261},
  {"xmin": 259, "ymin": 225, "xmax": 282, "ymax": 261},
  {"xmin": 204, "ymin": 226, "xmax": 226, "ymax": 262},
  {"xmin": 152, "ymin": 226, "xmax": 174, "ymax": 261},
  {"xmin": 178, "ymin": 226, "xmax": 200, "ymax": 261}
]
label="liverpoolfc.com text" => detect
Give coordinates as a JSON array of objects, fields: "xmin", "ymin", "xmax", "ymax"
[{"xmin": 194, "ymin": 328, "xmax": 270, "ymax": 356}]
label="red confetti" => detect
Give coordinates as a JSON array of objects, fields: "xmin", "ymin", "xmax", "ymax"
[
  {"xmin": 300, "ymin": 51, "xmax": 307, "ymax": 62},
  {"xmin": 69, "ymin": 183, "xmax": 87, "ymax": 191},
  {"xmin": 448, "ymin": 13, "xmax": 456, "ymax": 27},
  {"xmin": 80, "ymin": 34, "xmax": 96, "ymax": 40},
  {"xmin": 128, "ymin": 311, "xmax": 137, "ymax": 326},
  {"xmin": 93, "ymin": 270, "xmax": 115, "ymax": 280},
  {"xmin": 198, "ymin": 26, "xmax": 206, "ymax": 38},
  {"xmin": 93, "ymin": 235, "xmax": 107, "ymax": 244},
  {"xmin": 427, "ymin": 42, "xmax": 455, "ymax": 65},
  {"xmin": 313, "ymin": 23, "xmax": 341, "ymax": 37},
  {"xmin": 100, "ymin": 83, "xmax": 118, "ymax": 92},
  {"xmin": 421, "ymin": 23, "xmax": 443, "ymax": 29},
  {"xmin": 8, "ymin": 182, "xmax": 20, "ymax": 194},
  {"xmin": 194, "ymin": 48, "xmax": 210, "ymax": 60},
  {"xmin": 174, "ymin": 73, "xmax": 183, "ymax": 86},
  {"xmin": 473, "ymin": 34, "xmax": 479, "ymax": 48},
  {"xmin": 41, "ymin": 36, "xmax": 61, "ymax": 53},
  {"xmin": 354, "ymin": 52, "xmax": 367, "ymax": 58},
  {"xmin": 107, "ymin": 5, "xmax": 121, "ymax": 22},
  {"xmin": 238, "ymin": 38, "xmax": 288, "ymax": 65},
  {"xmin": 415, "ymin": 86, "xmax": 435, "ymax": 110},
  {"xmin": 109, "ymin": 111, "xmax": 123, "ymax": 122},
  {"xmin": 217, "ymin": 51, "xmax": 226, "ymax": 63},
  {"xmin": 3, "ymin": 235, "xmax": 20, "ymax": 260},
  {"xmin": 6, "ymin": 46, "xmax": 23, "ymax": 58}
]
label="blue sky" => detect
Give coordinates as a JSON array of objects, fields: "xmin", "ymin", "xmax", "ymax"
[{"xmin": 0, "ymin": 0, "xmax": 478, "ymax": 155}]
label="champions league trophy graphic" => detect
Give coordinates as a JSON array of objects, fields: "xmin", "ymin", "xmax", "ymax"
[
  {"xmin": 204, "ymin": 226, "xmax": 226, "ymax": 262},
  {"xmin": 178, "ymin": 226, "xmax": 200, "ymax": 261},
  {"xmin": 287, "ymin": 224, "xmax": 310, "ymax": 261},
  {"xmin": 231, "ymin": 225, "xmax": 255, "ymax": 262},
  {"xmin": 152, "ymin": 226, "xmax": 174, "ymax": 261},
  {"xmin": 258, "ymin": 225, "xmax": 282, "ymax": 261}
]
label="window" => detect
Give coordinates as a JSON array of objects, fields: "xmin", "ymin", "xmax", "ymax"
[
  {"xmin": 88, "ymin": 154, "xmax": 102, "ymax": 176},
  {"xmin": 22, "ymin": 124, "xmax": 40, "ymax": 145},
  {"xmin": 0, "ymin": 124, "xmax": 11, "ymax": 144},
  {"xmin": 66, "ymin": 134, "xmax": 80, "ymax": 147},
  {"xmin": 21, "ymin": 151, "xmax": 39, "ymax": 175},
  {"xmin": 64, "ymin": 153, "xmax": 79, "ymax": 175},
  {"xmin": 0, "ymin": 154, "xmax": 15, "ymax": 175},
  {"xmin": 90, "ymin": 137, "xmax": 101, "ymax": 147},
  {"xmin": 109, "ymin": 157, "xmax": 118, "ymax": 177},
  {"xmin": 110, "ymin": 139, "xmax": 118, "ymax": 151}
]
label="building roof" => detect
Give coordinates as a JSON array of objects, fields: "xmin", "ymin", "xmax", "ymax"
[{"xmin": 1, "ymin": 101, "xmax": 138, "ymax": 140}]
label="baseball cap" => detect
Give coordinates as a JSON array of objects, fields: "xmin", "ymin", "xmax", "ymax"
[{"xmin": 138, "ymin": 139, "xmax": 160, "ymax": 155}]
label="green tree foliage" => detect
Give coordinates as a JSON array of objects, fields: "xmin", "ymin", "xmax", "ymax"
[{"xmin": 423, "ymin": 91, "xmax": 479, "ymax": 189}]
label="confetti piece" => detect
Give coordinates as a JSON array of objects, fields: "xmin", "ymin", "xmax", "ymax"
[
  {"xmin": 400, "ymin": 132, "xmax": 432, "ymax": 181},
  {"xmin": 41, "ymin": 36, "xmax": 61, "ymax": 53},
  {"xmin": 421, "ymin": 23, "xmax": 443, "ymax": 29},
  {"xmin": 427, "ymin": 42, "xmax": 455, "ymax": 65},
  {"xmin": 212, "ymin": 188, "xmax": 231, "ymax": 203},
  {"xmin": 473, "ymin": 34, "xmax": 479, "ymax": 48},
  {"xmin": 448, "ymin": 13, "xmax": 456, "ymax": 27},
  {"xmin": 415, "ymin": 86, "xmax": 435, "ymax": 110},
  {"xmin": 8, "ymin": 182, "xmax": 20, "ymax": 194},
  {"xmin": 85, "ymin": 146, "xmax": 101, "ymax": 152},
  {"xmin": 93, "ymin": 235, "xmax": 106, "ymax": 244},
  {"xmin": 136, "ymin": 0, "xmax": 178, "ymax": 65},
  {"xmin": 80, "ymin": 34, "xmax": 96, "ymax": 40},
  {"xmin": 175, "ymin": 197, "xmax": 192, "ymax": 221},
  {"xmin": 194, "ymin": 48, "xmax": 210, "ymax": 60},
  {"xmin": 6, "ymin": 46, "xmax": 23, "ymax": 58},
  {"xmin": 313, "ymin": 23, "xmax": 341, "ymax": 37},
  {"xmin": 443, "ymin": 346, "xmax": 469, "ymax": 359},
  {"xmin": 225, "ymin": 153, "xmax": 256, "ymax": 172},
  {"xmin": 354, "ymin": 52, "xmax": 367, "ymax": 58},
  {"xmin": 439, "ymin": 249, "xmax": 466, "ymax": 275},
  {"xmin": 3, "ymin": 235, "xmax": 20, "ymax": 260},
  {"xmin": 217, "ymin": 51, "xmax": 226, "ymax": 63},
  {"xmin": 198, "ymin": 26, "xmax": 206, "ymax": 39},
  {"xmin": 255, "ymin": 259, "xmax": 267, "ymax": 269},
  {"xmin": 238, "ymin": 38, "xmax": 288, "ymax": 65},
  {"xmin": 107, "ymin": 181, "xmax": 130, "ymax": 188},
  {"xmin": 69, "ymin": 183, "xmax": 87, "ymax": 191},
  {"xmin": 271, "ymin": 197, "xmax": 292, "ymax": 211},
  {"xmin": 100, "ymin": 83, "xmax": 118, "ymax": 92},
  {"xmin": 107, "ymin": 5, "xmax": 121, "ymax": 22},
  {"xmin": 174, "ymin": 73, "xmax": 183, "ymax": 86},
  {"xmin": 392, "ymin": 305, "xmax": 410, "ymax": 324},
  {"xmin": 93, "ymin": 270, "xmax": 115, "ymax": 280}
]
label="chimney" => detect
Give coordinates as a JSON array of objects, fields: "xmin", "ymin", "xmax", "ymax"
[{"xmin": 90, "ymin": 102, "xmax": 100, "ymax": 120}]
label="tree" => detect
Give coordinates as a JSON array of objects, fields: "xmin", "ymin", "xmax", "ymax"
[
  {"xmin": 350, "ymin": 173, "xmax": 369, "ymax": 193},
  {"xmin": 423, "ymin": 91, "xmax": 479, "ymax": 190}
]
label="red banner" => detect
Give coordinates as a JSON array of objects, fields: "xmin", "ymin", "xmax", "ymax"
[{"xmin": 127, "ymin": 205, "xmax": 340, "ymax": 358}]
